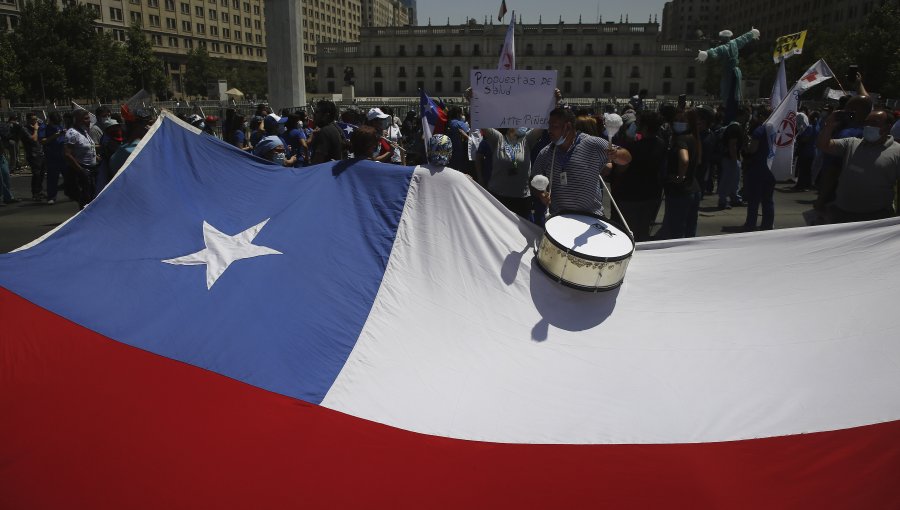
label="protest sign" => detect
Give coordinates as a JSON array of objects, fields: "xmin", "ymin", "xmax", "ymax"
[
  {"xmin": 469, "ymin": 70, "xmax": 557, "ymax": 129},
  {"xmin": 773, "ymin": 30, "xmax": 807, "ymax": 63}
]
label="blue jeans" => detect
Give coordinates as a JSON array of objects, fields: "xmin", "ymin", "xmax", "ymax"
[
  {"xmin": 744, "ymin": 166, "xmax": 775, "ymax": 229},
  {"xmin": 660, "ymin": 191, "xmax": 701, "ymax": 239},
  {"xmin": 0, "ymin": 154, "xmax": 12, "ymax": 201}
]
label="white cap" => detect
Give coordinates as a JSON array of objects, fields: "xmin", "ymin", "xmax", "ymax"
[
  {"xmin": 367, "ymin": 108, "xmax": 389, "ymax": 121},
  {"xmin": 719, "ymin": 29, "xmax": 733, "ymax": 39}
]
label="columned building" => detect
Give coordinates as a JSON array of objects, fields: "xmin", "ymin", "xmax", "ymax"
[
  {"xmin": 301, "ymin": 0, "xmax": 410, "ymax": 90},
  {"xmin": 317, "ymin": 21, "xmax": 703, "ymax": 98}
]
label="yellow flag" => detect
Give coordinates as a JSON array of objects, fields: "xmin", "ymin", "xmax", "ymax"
[{"xmin": 773, "ymin": 31, "xmax": 808, "ymax": 63}]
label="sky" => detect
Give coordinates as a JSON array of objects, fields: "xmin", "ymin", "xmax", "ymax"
[{"xmin": 413, "ymin": 0, "xmax": 664, "ymax": 26}]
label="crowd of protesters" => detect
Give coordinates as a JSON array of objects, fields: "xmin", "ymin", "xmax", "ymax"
[
  {"xmin": 3, "ymin": 76, "xmax": 899, "ymax": 239},
  {"xmin": 0, "ymin": 105, "xmax": 156, "ymax": 210}
]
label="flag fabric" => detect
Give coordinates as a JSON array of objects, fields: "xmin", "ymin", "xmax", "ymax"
[
  {"xmin": 770, "ymin": 58, "xmax": 788, "ymax": 111},
  {"xmin": 419, "ymin": 88, "xmax": 446, "ymax": 146},
  {"xmin": 71, "ymin": 100, "xmax": 97, "ymax": 126},
  {"xmin": 2, "ymin": 112, "xmax": 900, "ymax": 508},
  {"xmin": 765, "ymin": 59, "xmax": 834, "ymax": 180},
  {"xmin": 824, "ymin": 87, "xmax": 847, "ymax": 101},
  {"xmin": 497, "ymin": 0, "xmax": 507, "ymax": 22},
  {"xmin": 498, "ymin": 11, "xmax": 516, "ymax": 70},
  {"xmin": 336, "ymin": 121, "xmax": 356, "ymax": 140}
]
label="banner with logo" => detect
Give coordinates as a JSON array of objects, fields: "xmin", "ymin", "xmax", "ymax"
[
  {"xmin": 765, "ymin": 59, "xmax": 834, "ymax": 180},
  {"xmin": 773, "ymin": 30, "xmax": 807, "ymax": 63}
]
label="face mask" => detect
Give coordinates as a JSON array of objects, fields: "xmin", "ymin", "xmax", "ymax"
[
  {"xmin": 672, "ymin": 122, "xmax": 689, "ymax": 134},
  {"xmin": 863, "ymin": 126, "xmax": 883, "ymax": 143},
  {"xmin": 242, "ymin": 122, "xmax": 249, "ymax": 129},
  {"xmin": 626, "ymin": 123, "xmax": 638, "ymax": 139},
  {"xmin": 516, "ymin": 127, "xmax": 529, "ymax": 137},
  {"xmin": 272, "ymin": 152, "xmax": 286, "ymax": 165}
]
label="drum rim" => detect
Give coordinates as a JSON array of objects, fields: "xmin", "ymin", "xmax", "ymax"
[
  {"xmin": 534, "ymin": 255, "xmax": 626, "ymax": 292},
  {"xmin": 543, "ymin": 210, "xmax": 635, "ymax": 263}
]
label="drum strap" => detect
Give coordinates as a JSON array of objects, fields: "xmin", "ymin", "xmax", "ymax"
[{"xmin": 550, "ymin": 136, "xmax": 634, "ymax": 239}]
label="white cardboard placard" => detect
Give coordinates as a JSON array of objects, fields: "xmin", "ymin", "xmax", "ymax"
[{"xmin": 469, "ymin": 70, "xmax": 558, "ymax": 129}]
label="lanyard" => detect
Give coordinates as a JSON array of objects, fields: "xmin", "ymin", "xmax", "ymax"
[
  {"xmin": 555, "ymin": 132, "xmax": 582, "ymax": 172},
  {"xmin": 502, "ymin": 136, "xmax": 521, "ymax": 161}
]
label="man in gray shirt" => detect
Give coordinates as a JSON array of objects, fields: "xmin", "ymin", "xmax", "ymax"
[{"xmin": 817, "ymin": 110, "xmax": 900, "ymax": 223}]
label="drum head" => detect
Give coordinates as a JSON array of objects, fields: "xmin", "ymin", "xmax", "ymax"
[{"xmin": 544, "ymin": 214, "xmax": 634, "ymax": 260}]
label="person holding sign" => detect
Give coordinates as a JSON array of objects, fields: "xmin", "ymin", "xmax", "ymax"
[
  {"xmin": 481, "ymin": 127, "xmax": 546, "ymax": 219},
  {"xmin": 466, "ymin": 86, "xmax": 561, "ymax": 219},
  {"xmin": 532, "ymin": 107, "xmax": 632, "ymax": 217}
]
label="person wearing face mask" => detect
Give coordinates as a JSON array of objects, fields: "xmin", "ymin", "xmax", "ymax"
[
  {"xmin": 253, "ymin": 135, "xmax": 296, "ymax": 167},
  {"xmin": 480, "ymin": 125, "xmax": 546, "ymax": 219},
  {"xmin": 815, "ymin": 110, "xmax": 900, "ymax": 224},
  {"xmin": 227, "ymin": 114, "xmax": 251, "ymax": 151},
  {"xmin": 532, "ymin": 107, "xmax": 632, "ymax": 218},
  {"xmin": 657, "ymin": 109, "xmax": 703, "ymax": 239},
  {"xmin": 611, "ymin": 111, "xmax": 666, "ymax": 242}
]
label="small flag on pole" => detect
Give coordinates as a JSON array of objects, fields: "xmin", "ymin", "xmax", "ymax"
[
  {"xmin": 420, "ymin": 88, "xmax": 447, "ymax": 150},
  {"xmin": 498, "ymin": 11, "xmax": 515, "ymax": 70},
  {"xmin": 497, "ymin": 0, "xmax": 507, "ymax": 22}
]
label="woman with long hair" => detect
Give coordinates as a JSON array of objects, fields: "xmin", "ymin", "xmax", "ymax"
[{"xmin": 658, "ymin": 108, "xmax": 703, "ymax": 239}]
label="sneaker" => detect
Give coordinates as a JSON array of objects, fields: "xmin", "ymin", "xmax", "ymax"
[
  {"xmin": 46, "ymin": 199, "xmax": 55, "ymax": 205},
  {"xmin": 3, "ymin": 197, "xmax": 20, "ymax": 204}
]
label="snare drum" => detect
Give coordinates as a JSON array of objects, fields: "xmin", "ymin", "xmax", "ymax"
[{"xmin": 536, "ymin": 212, "xmax": 635, "ymax": 292}]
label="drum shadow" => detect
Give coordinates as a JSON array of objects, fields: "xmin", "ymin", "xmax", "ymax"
[{"xmin": 528, "ymin": 262, "xmax": 619, "ymax": 342}]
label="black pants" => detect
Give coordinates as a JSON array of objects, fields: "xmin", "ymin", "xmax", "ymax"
[
  {"xmin": 27, "ymin": 154, "xmax": 46, "ymax": 196},
  {"xmin": 492, "ymin": 193, "xmax": 532, "ymax": 220}
]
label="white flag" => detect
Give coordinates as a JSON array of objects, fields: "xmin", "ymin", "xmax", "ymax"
[
  {"xmin": 770, "ymin": 59, "xmax": 787, "ymax": 111},
  {"xmin": 765, "ymin": 59, "xmax": 835, "ymax": 180},
  {"xmin": 498, "ymin": 13, "xmax": 515, "ymax": 71}
]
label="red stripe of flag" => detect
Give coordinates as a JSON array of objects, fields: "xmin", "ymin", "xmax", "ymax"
[{"xmin": 2, "ymin": 286, "xmax": 899, "ymax": 509}]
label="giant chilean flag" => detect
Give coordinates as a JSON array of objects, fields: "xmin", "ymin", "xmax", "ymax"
[{"xmin": 2, "ymin": 112, "xmax": 900, "ymax": 508}]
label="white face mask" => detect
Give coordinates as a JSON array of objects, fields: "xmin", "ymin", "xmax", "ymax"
[
  {"xmin": 272, "ymin": 152, "xmax": 286, "ymax": 165},
  {"xmin": 516, "ymin": 127, "xmax": 529, "ymax": 137},
  {"xmin": 863, "ymin": 126, "xmax": 883, "ymax": 143},
  {"xmin": 672, "ymin": 122, "xmax": 689, "ymax": 134}
]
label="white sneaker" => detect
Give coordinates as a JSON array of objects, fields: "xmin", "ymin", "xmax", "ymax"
[{"xmin": 46, "ymin": 199, "xmax": 55, "ymax": 205}]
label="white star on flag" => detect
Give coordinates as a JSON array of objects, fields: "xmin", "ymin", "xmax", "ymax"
[{"xmin": 163, "ymin": 219, "xmax": 282, "ymax": 289}]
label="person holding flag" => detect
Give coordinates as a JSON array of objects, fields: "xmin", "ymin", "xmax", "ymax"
[{"xmin": 764, "ymin": 59, "xmax": 836, "ymax": 182}]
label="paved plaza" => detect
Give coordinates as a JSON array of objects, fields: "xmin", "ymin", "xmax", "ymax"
[{"xmin": 0, "ymin": 170, "xmax": 819, "ymax": 253}]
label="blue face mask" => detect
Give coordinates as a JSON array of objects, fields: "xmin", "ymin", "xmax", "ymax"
[
  {"xmin": 626, "ymin": 123, "xmax": 638, "ymax": 138},
  {"xmin": 516, "ymin": 127, "xmax": 529, "ymax": 137},
  {"xmin": 863, "ymin": 126, "xmax": 883, "ymax": 143}
]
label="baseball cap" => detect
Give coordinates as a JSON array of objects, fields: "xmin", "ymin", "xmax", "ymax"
[{"xmin": 367, "ymin": 108, "xmax": 389, "ymax": 121}]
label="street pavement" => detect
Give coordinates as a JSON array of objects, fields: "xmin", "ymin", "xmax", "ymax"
[{"xmin": 0, "ymin": 170, "xmax": 819, "ymax": 253}]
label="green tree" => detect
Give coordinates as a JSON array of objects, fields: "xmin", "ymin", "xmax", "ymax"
[
  {"xmin": 125, "ymin": 23, "xmax": 168, "ymax": 98},
  {"xmin": 92, "ymin": 33, "xmax": 131, "ymax": 102},
  {"xmin": 184, "ymin": 47, "xmax": 221, "ymax": 98},
  {"xmin": 223, "ymin": 62, "xmax": 268, "ymax": 99},
  {"xmin": 11, "ymin": 0, "xmax": 70, "ymax": 101},
  {"xmin": 0, "ymin": 32, "xmax": 24, "ymax": 101},
  {"xmin": 841, "ymin": 5, "xmax": 900, "ymax": 97}
]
